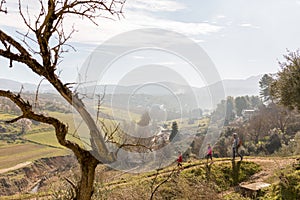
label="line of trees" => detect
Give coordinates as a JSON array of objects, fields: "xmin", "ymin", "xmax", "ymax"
[{"xmin": 212, "ymin": 95, "xmax": 263, "ymax": 125}]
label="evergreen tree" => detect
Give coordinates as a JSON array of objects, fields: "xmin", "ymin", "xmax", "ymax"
[
  {"xmin": 169, "ymin": 121, "xmax": 178, "ymax": 141},
  {"xmin": 235, "ymin": 96, "xmax": 249, "ymax": 116},
  {"xmin": 226, "ymin": 96, "xmax": 235, "ymax": 122},
  {"xmin": 249, "ymin": 96, "xmax": 263, "ymax": 109},
  {"xmin": 259, "ymin": 74, "xmax": 274, "ymax": 103}
]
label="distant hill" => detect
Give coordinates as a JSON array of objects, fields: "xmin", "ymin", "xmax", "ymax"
[
  {"xmin": 221, "ymin": 75, "xmax": 262, "ymax": 96},
  {"xmin": 0, "ymin": 75, "xmax": 262, "ymax": 96},
  {"xmin": 89, "ymin": 75, "xmax": 262, "ymax": 96},
  {"xmin": 90, "ymin": 75, "xmax": 262, "ymax": 109},
  {"xmin": 0, "ymin": 78, "xmax": 54, "ymax": 93},
  {"xmin": 0, "ymin": 75, "xmax": 262, "ymax": 109}
]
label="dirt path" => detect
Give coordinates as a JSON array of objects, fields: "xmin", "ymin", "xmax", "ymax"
[
  {"xmin": 241, "ymin": 157, "xmax": 295, "ymax": 183},
  {"xmin": 219, "ymin": 157, "xmax": 296, "ymax": 198},
  {"xmin": 0, "ymin": 161, "xmax": 32, "ymax": 174}
]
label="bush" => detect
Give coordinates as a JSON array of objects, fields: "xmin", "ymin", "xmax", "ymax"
[
  {"xmin": 265, "ymin": 133, "xmax": 282, "ymax": 154},
  {"xmin": 260, "ymin": 167, "xmax": 300, "ymax": 200}
]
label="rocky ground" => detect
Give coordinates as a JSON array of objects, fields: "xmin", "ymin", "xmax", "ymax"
[{"xmin": 0, "ymin": 155, "xmax": 76, "ymax": 196}]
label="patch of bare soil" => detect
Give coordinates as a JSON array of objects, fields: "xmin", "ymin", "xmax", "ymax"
[
  {"xmin": 243, "ymin": 157, "xmax": 295, "ymax": 183},
  {"xmin": 0, "ymin": 162, "xmax": 32, "ymax": 174}
]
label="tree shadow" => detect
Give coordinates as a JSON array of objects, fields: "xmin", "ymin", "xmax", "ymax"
[
  {"xmin": 232, "ymin": 161, "xmax": 242, "ymax": 185},
  {"xmin": 205, "ymin": 162, "xmax": 214, "ymax": 181}
]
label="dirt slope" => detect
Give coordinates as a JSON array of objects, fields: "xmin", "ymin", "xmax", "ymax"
[
  {"xmin": 0, "ymin": 155, "xmax": 76, "ymax": 196},
  {"xmin": 243, "ymin": 157, "xmax": 295, "ymax": 183}
]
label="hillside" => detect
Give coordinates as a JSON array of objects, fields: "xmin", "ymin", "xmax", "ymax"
[
  {"xmin": 0, "ymin": 79, "xmax": 54, "ymax": 93},
  {"xmin": 90, "ymin": 157, "xmax": 297, "ymax": 200},
  {"xmin": 0, "ymin": 156, "xmax": 298, "ymax": 199}
]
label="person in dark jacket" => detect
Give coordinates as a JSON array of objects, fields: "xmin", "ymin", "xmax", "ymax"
[{"xmin": 232, "ymin": 133, "xmax": 243, "ymax": 161}]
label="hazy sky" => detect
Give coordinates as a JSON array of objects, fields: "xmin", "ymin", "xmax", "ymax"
[{"xmin": 0, "ymin": 0, "xmax": 300, "ymax": 86}]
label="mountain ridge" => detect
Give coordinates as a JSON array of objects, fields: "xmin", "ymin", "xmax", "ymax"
[{"xmin": 0, "ymin": 74, "xmax": 262, "ymax": 97}]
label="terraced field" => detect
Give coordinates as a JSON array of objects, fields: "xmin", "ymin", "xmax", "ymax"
[
  {"xmin": 0, "ymin": 112, "xmax": 71, "ymax": 170},
  {"xmin": 0, "ymin": 143, "xmax": 68, "ymax": 170}
]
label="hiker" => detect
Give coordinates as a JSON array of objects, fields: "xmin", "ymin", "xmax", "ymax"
[
  {"xmin": 177, "ymin": 151, "xmax": 183, "ymax": 168},
  {"xmin": 206, "ymin": 143, "xmax": 213, "ymax": 162},
  {"xmin": 232, "ymin": 133, "xmax": 243, "ymax": 161}
]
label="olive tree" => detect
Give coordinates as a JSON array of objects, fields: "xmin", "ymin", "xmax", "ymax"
[{"xmin": 271, "ymin": 50, "xmax": 300, "ymax": 110}]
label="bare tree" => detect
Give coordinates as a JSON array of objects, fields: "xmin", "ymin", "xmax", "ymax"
[
  {"xmin": 246, "ymin": 112, "xmax": 269, "ymax": 144},
  {"xmin": 16, "ymin": 118, "xmax": 32, "ymax": 135},
  {"xmin": 267, "ymin": 103, "xmax": 291, "ymax": 134},
  {"xmin": 0, "ymin": 1, "xmax": 126, "ymax": 200}
]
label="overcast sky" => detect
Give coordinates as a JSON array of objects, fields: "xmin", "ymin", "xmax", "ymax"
[{"xmin": 0, "ymin": 0, "xmax": 300, "ymax": 86}]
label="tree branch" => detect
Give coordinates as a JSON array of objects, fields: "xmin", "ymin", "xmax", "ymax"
[
  {"xmin": 5, "ymin": 115, "xmax": 24, "ymax": 123},
  {"xmin": 150, "ymin": 167, "xmax": 176, "ymax": 200}
]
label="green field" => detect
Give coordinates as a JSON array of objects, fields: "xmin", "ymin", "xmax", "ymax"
[
  {"xmin": 100, "ymin": 106, "xmax": 141, "ymax": 122},
  {"xmin": 0, "ymin": 112, "xmax": 72, "ymax": 170},
  {"xmin": 0, "ymin": 143, "xmax": 68, "ymax": 170},
  {"xmin": 0, "ymin": 109, "xmax": 120, "ymax": 170},
  {"xmin": 24, "ymin": 131, "xmax": 62, "ymax": 148}
]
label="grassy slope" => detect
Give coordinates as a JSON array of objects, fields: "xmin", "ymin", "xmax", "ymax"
[
  {"xmin": 92, "ymin": 158, "xmax": 260, "ymax": 200},
  {"xmin": 0, "ymin": 158, "xmax": 261, "ymax": 199},
  {"xmin": 1, "ymin": 157, "xmax": 298, "ymax": 199}
]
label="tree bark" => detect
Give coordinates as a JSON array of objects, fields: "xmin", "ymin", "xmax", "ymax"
[{"xmin": 76, "ymin": 153, "xmax": 99, "ymax": 200}]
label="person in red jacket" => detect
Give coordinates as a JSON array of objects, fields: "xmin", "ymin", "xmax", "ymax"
[
  {"xmin": 206, "ymin": 143, "xmax": 213, "ymax": 163},
  {"xmin": 177, "ymin": 151, "xmax": 183, "ymax": 168}
]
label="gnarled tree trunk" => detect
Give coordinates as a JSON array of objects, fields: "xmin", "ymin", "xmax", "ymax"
[{"xmin": 76, "ymin": 153, "xmax": 99, "ymax": 200}]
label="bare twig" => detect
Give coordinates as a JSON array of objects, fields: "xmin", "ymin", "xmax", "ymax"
[
  {"xmin": 18, "ymin": 85, "xmax": 24, "ymax": 95},
  {"xmin": 0, "ymin": 0, "xmax": 7, "ymax": 13},
  {"xmin": 96, "ymin": 85, "xmax": 106, "ymax": 124},
  {"xmin": 34, "ymin": 78, "xmax": 46, "ymax": 109},
  {"xmin": 150, "ymin": 167, "xmax": 176, "ymax": 200},
  {"xmin": 64, "ymin": 177, "xmax": 77, "ymax": 191},
  {"xmin": 64, "ymin": 177, "xmax": 76, "ymax": 199}
]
